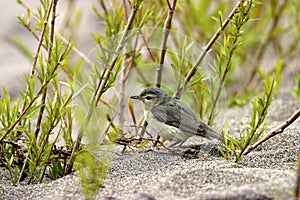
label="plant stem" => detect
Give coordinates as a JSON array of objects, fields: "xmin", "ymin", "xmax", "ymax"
[
  {"xmin": 95, "ymin": 2, "xmax": 139, "ymax": 106},
  {"xmin": 238, "ymin": 79, "xmax": 274, "ymax": 158},
  {"xmin": 0, "ymin": 45, "xmax": 70, "ymax": 143},
  {"xmin": 245, "ymin": 0, "xmax": 289, "ymax": 90},
  {"xmin": 34, "ymin": 0, "xmax": 58, "ymax": 139},
  {"xmin": 65, "ymin": 1, "xmax": 141, "ymax": 174},
  {"xmin": 15, "ymin": 0, "xmax": 54, "ymax": 139},
  {"xmin": 174, "ymin": 0, "xmax": 245, "ymax": 99},
  {"xmin": 208, "ymin": 1, "xmax": 252, "ymax": 124},
  {"xmin": 242, "ymin": 108, "xmax": 300, "ymax": 155},
  {"xmin": 155, "ymin": 0, "xmax": 177, "ymax": 88},
  {"xmin": 17, "ymin": 0, "xmax": 95, "ymax": 68}
]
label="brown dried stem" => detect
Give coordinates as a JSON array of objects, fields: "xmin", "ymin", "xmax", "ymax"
[
  {"xmin": 245, "ymin": 0, "xmax": 289, "ymax": 90},
  {"xmin": 208, "ymin": 1, "xmax": 252, "ymax": 124},
  {"xmin": 174, "ymin": 0, "xmax": 245, "ymax": 98},
  {"xmin": 242, "ymin": 108, "xmax": 300, "ymax": 155},
  {"xmin": 155, "ymin": 0, "xmax": 177, "ymax": 88},
  {"xmin": 34, "ymin": 0, "xmax": 58, "ymax": 139},
  {"xmin": 94, "ymin": 2, "xmax": 139, "ymax": 106},
  {"xmin": 0, "ymin": 44, "xmax": 70, "ymax": 143},
  {"xmin": 17, "ymin": 0, "xmax": 95, "ymax": 68},
  {"xmin": 65, "ymin": 1, "xmax": 141, "ymax": 174}
]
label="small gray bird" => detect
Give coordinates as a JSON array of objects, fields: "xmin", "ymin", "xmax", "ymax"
[{"xmin": 130, "ymin": 87, "xmax": 223, "ymax": 147}]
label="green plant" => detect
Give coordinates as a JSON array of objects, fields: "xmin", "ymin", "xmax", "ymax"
[
  {"xmin": 0, "ymin": 0, "xmax": 76, "ymax": 184},
  {"xmin": 222, "ymin": 75, "xmax": 275, "ymax": 162}
]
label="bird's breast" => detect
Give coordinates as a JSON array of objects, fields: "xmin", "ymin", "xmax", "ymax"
[{"xmin": 144, "ymin": 109, "xmax": 191, "ymax": 142}]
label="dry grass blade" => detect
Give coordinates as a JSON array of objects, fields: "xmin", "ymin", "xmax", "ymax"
[{"xmin": 128, "ymin": 99, "xmax": 137, "ymax": 125}]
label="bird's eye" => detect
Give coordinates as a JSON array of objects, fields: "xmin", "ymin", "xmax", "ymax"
[{"xmin": 145, "ymin": 96, "xmax": 152, "ymax": 100}]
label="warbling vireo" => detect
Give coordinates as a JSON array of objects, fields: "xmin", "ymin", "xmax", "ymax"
[{"xmin": 131, "ymin": 87, "xmax": 223, "ymax": 147}]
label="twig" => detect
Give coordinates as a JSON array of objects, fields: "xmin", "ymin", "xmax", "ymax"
[
  {"xmin": 39, "ymin": 129, "xmax": 61, "ymax": 183},
  {"xmin": 138, "ymin": 29, "xmax": 155, "ymax": 61},
  {"xmin": 174, "ymin": 0, "xmax": 245, "ymax": 98},
  {"xmin": 34, "ymin": 0, "xmax": 58, "ymax": 139},
  {"xmin": 95, "ymin": 1, "xmax": 140, "ymax": 106},
  {"xmin": 119, "ymin": 57, "xmax": 128, "ymax": 129},
  {"xmin": 242, "ymin": 108, "xmax": 300, "ymax": 155},
  {"xmin": 65, "ymin": 101, "xmax": 96, "ymax": 175},
  {"xmin": 155, "ymin": 0, "xmax": 177, "ymax": 88},
  {"xmin": 17, "ymin": 0, "xmax": 95, "ymax": 68},
  {"xmin": 119, "ymin": 34, "xmax": 139, "ymax": 128},
  {"xmin": 0, "ymin": 44, "xmax": 70, "ymax": 143},
  {"xmin": 239, "ymin": 78, "xmax": 274, "ymax": 157},
  {"xmin": 146, "ymin": 8, "xmax": 168, "ymax": 43},
  {"xmin": 65, "ymin": 1, "xmax": 142, "ymax": 174},
  {"xmin": 130, "ymin": 8, "xmax": 168, "ymax": 87},
  {"xmin": 58, "ymin": 0, "xmax": 76, "ymax": 32},
  {"xmin": 15, "ymin": 0, "xmax": 54, "ymax": 137},
  {"xmin": 208, "ymin": 0, "xmax": 253, "ymax": 124},
  {"xmin": 123, "ymin": 0, "xmax": 129, "ymax": 21},
  {"xmin": 245, "ymin": 0, "xmax": 289, "ymax": 90},
  {"xmin": 99, "ymin": 0, "xmax": 108, "ymax": 17}
]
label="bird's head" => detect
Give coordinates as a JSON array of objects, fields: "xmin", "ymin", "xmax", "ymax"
[{"xmin": 130, "ymin": 87, "xmax": 171, "ymax": 110}]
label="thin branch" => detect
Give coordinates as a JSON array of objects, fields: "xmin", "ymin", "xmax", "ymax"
[
  {"xmin": 28, "ymin": 101, "xmax": 61, "ymax": 184},
  {"xmin": 29, "ymin": 1, "xmax": 61, "ymax": 182},
  {"xmin": 245, "ymin": 0, "xmax": 289, "ymax": 90},
  {"xmin": 34, "ymin": 0, "xmax": 58, "ymax": 139},
  {"xmin": 119, "ymin": 57, "xmax": 128, "ymax": 129},
  {"xmin": 4, "ymin": 0, "xmax": 53, "ymax": 140},
  {"xmin": 65, "ymin": 1, "xmax": 142, "ymax": 174},
  {"xmin": 155, "ymin": 0, "xmax": 177, "ymax": 88},
  {"xmin": 65, "ymin": 104, "xmax": 94, "ymax": 175},
  {"xmin": 208, "ymin": 1, "xmax": 252, "ymax": 124},
  {"xmin": 239, "ymin": 78, "xmax": 274, "ymax": 158},
  {"xmin": 129, "ymin": 8, "xmax": 168, "ymax": 87},
  {"xmin": 119, "ymin": 34, "xmax": 139, "ymax": 128},
  {"xmin": 0, "ymin": 44, "xmax": 70, "ymax": 143},
  {"xmin": 242, "ymin": 108, "xmax": 300, "ymax": 155},
  {"xmin": 95, "ymin": 2, "xmax": 140, "ymax": 106},
  {"xmin": 17, "ymin": 0, "xmax": 95, "ymax": 68},
  {"xmin": 58, "ymin": 0, "xmax": 76, "ymax": 32},
  {"xmin": 99, "ymin": 0, "xmax": 108, "ymax": 16},
  {"xmin": 146, "ymin": 8, "xmax": 168, "ymax": 42},
  {"xmin": 174, "ymin": 0, "xmax": 245, "ymax": 98},
  {"xmin": 165, "ymin": 0, "xmax": 171, "ymax": 10},
  {"xmin": 55, "ymin": 31, "xmax": 95, "ymax": 68},
  {"xmin": 138, "ymin": 29, "xmax": 155, "ymax": 61},
  {"xmin": 123, "ymin": 0, "xmax": 128, "ymax": 21}
]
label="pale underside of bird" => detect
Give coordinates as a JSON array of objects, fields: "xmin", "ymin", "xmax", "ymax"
[{"xmin": 131, "ymin": 87, "xmax": 223, "ymax": 147}]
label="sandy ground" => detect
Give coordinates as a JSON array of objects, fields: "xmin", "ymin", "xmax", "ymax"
[{"xmin": 0, "ymin": 88, "xmax": 299, "ymax": 200}]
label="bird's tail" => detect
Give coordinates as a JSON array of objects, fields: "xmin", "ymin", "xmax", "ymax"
[
  {"xmin": 197, "ymin": 123, "xmax": 223, "ymax": 142},
  {"xmin": 205, "ymin": 127, "xmax": 223, "ymax": 142}
]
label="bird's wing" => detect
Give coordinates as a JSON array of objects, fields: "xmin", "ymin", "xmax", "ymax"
[
  {"xmin": 179, "ymin": 101, "xmax": 223, "ymax": 140},
  {"xmin": 151, "ymin": 99, "xmax": 223, "ymax": 141},
  {"xmin": 150, "ymin": 99, "xmax": 200, "ymax": 135}
]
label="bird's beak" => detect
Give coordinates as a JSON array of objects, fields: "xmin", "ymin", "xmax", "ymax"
[{"xmin": 130, "ymin": 95, "xmax": 140, "ymax": 100}]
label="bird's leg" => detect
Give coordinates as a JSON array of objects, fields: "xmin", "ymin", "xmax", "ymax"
[{"xmin": 169, "ymin": 139, "xmax": 187, "ymax": 147}]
